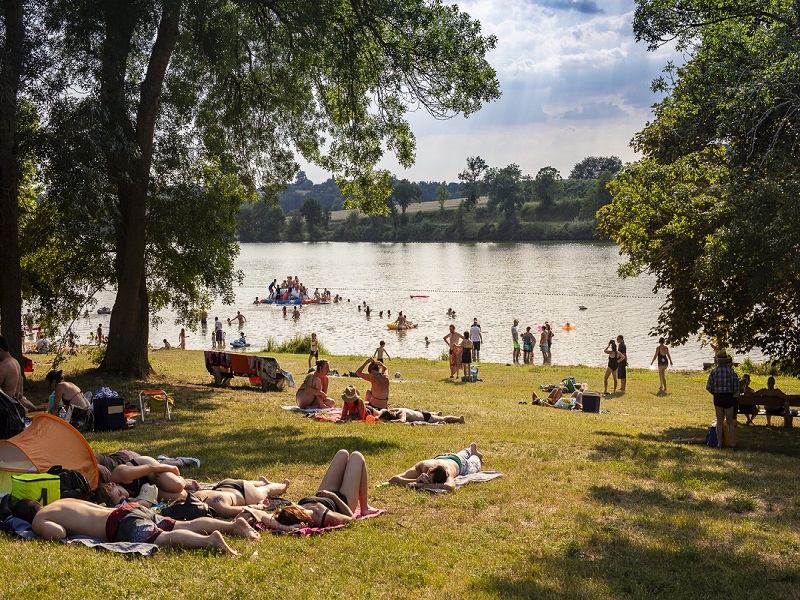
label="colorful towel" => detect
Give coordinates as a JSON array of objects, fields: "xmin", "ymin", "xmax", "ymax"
[
  {"xmin": 281, "ymin": 405, "xmax": 336, "ymax": 413},
  {"xmin": 379, "ymin": 471, "xmax": 503, "ymax": 493},
  {"xmin": 264, "ymin": 507, "xmax": 385, "ymax": 536}
]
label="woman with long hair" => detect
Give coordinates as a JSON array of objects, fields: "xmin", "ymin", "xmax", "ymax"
[
  {"xmin": 603, "ymin": 340, "xmax": 625, "ymax": 394},
  {"xmin": 650, "ymin": 337, "xmax": 673, "ymax": 392}
]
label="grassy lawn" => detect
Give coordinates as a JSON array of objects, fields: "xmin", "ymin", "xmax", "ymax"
[{"xmin": 3, "ymin": 351, "xmax": 800, "ymax": 599}]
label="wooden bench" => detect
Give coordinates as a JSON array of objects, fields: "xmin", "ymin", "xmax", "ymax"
[
  {"xmin": 204, "ymin": 351, "xmax": 293, "ymax": 392},
  {"xmin": 738, "ymin": 392, "xmax": 800, "ymax": 428}
]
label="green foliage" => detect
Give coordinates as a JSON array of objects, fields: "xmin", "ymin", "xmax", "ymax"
[
  {"xmin": 285, "ymin": 215, "xmax": 305, "ymax": 242},
  {"xmin": 738, "ymin": 357, "xmax": 781, "ymax": 377},
  {"xmin": 603, "ymin": 1, "xmax": 800, "ymax": 373},
  {"xmin": 86, "ymin": 339, "xmax": 107, "ymax": 366},
  {"xmin": 391, "ymin": 179, "xmax": 422, "ymax": 214},
  {"xmin": 569, "ymin": 156, "xmax": 622, "ymax": 179},
  {"xmin": 533, "ymin": 166, "xmax": 564, "ymax": 208},
  {"xmin": 459, "ymin": 155, "xmax": 487, "ymax": 211},
  {"xmin": 265, "ymin": 335, "xmax": 327, "ymax": 355},
  {"xmin": 237, "ymin": 202, "xmax": 286, "ymax": 243},
  {"xmin": 436, "ymin": 182, "xmax": 450, "ymax": 210},
  {"xmin": 299, "ymin": 197, "xmax": 323, "ymax": 238},
  {"xmin": 485, "ymin": 163, "xmax": 526, "ymax": 223}
]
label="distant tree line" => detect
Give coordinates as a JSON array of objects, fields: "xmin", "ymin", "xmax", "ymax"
[{"xmin": 237, "ymin": 156, "xmax": 622, "ymax": 243}]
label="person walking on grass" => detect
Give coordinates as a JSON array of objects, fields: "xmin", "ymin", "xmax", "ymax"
[
  {"xmin": 308, "ymin": 332, "xmax": 319, "ymax": 368},
  {"xmin": 706, "ymin": 351, "xmax": 739, "ymax": 449},
  {"xmin": 650, "ymin": 337, "xmax": 673, "ymax": 392}
]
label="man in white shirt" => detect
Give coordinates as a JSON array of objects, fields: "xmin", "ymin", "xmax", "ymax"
[
  {"xmin": 469, "ymin": 318, "xmax": 483, "ymax": 362},
  {"xmin": 511, "ymin": 319, "xmax": 520, "ymax": 364}
]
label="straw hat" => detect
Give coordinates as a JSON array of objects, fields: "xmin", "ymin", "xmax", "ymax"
[
  {"xmin": 715, "ymin": 350, "xmax": 733, "ymax": 364},
  {"xmin": 341, "ymin": 385, "xmax": 361, "ymax": 402}
]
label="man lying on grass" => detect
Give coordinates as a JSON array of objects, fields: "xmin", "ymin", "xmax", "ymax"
[
  {"xmin": 12, "ymin": 497, "xmax": 260, "ymax": 556},
  {"xmin": 389, "ymin": 443, "xmax": 483, "ymax": 491}
]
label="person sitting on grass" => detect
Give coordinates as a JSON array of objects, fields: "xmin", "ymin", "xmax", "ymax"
[
  {"xmin": 340, "ymin": 385, "xmax": 369, "ymax": 421},
  {"xmin": 193, "ymin": 478, "xmax": 290, "ymax": 518},
  {"xmin": 272, "ymin": 449, "xmax": 381, "ymax": 528},
  {"xmin": 355, "ymin": 356, "xmax": 390, "ymax": 410},
  {"xmin": 388, "ymin": 443, "xmax": 483, "ymax": 491},
  {"xmin": 295, "ymin": 359, "xmax": 335, "ymax": 409},
  {"xmin": 376, "ymin": 407, "xmax": 465, "ymax": 424},
  {"xmin": 11, "ymin": 497, "xmax": 258, "ymax": 556}
]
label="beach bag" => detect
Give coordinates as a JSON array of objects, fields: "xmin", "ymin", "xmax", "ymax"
[
  {"xmin": 705, "ymin": 422, "xmax": 718, "ymax": 447},
  {"xmin": 47, "ymin": 466, "xmax": 91, "ymax": 501},
  {"xmin": 0, "ymin": 390, "xmax": 26, "ymax": 440},
  {"xmin": 11, "ymin": 473, "xmax": 61, "ymax": 505},
  {"xmin": 563, "ymin": 377, "xmax": 576, "ymax": 393}
]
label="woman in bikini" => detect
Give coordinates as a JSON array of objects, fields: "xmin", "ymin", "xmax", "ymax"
[
  {"xmin": 355, "ymin": 357, "xmax": 390, "ymax": 410},
  {"xmin": 650, "ymin": 337, "xmax": 673, "ymax": 392},
  {"xmin": 295, "ymin": 359, "xmax": 335, "ymax": 409},
  {"xmin": 272, "ymin": 450, "xmax": 380, "ymax": 528},
  {"xmin": 46, "ymin": 370, "xmax": 90, "ymax": 419},
  {"xmin": 194, "ymin": 477, "xmax": 290, "ymax": 517}
]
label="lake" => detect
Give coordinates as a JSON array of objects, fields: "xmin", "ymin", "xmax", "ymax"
[{"xmin": 78, "ymin": 242, "xmax": 755, "ymax": 370}]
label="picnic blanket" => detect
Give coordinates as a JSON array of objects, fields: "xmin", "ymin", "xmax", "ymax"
[
  {"xmin": 281, "ymin": 405, "xmax": 336, "ymax": 413},
  {"xmin": 263, "ymin": 506, "xmax": 385, "ymax": 536}
]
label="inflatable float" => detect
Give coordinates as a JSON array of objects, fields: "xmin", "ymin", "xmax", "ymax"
[
  {"xmin": 230, "ymin": 341, "xmax": 250, "ymax": 348},
  {"xmin": 561, "ymin": 324, "xmax": 576, "ymax": 330},
  {"xmin": 97, "ymin": 307, "xmax": 112, "ymax": 315},
  {"xmin": 410, "ymin": 295, "xmax": 429, "ymax": 298},
  {"xmin": 387, "ymin": 323, "xmax": 418, "ymax": 330}
]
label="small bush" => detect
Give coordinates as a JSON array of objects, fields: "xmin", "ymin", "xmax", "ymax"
[
  {"xmin": 265, "ymin": 335, "xmax": 327, "ymax": 355},
  {"xmin": 87, "ymin": 339, "xmax": 107, "ymax": 365},
  {"xmin": 738, "ymin": 357, "xmax": 780, "ymax": 376}
]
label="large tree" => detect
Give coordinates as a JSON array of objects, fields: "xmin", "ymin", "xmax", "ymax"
[
  {"xmin": 569, "ymin": 156, "xmax": 622, "ymax": 180},
  {"xmin": 458, "ymin": 155, "xmax": 486, "ymax": 211},
  {"xmin": 600, "ymin": 0, "xmax": 800, "ymax": 373},
  {"xmin": 391, "ymin": 178, "xmax": 421, "ymax": 214},
  {"xmin": 35, "ymin": 0, "xmax": 499, "ymax": 376},
  {"xmin": 533, "ymin": 166, "xmax": 563, "ymax": 209},
  {"xmin": 484, "ymin": 163, "xmax": 525, "ymax": 227}
]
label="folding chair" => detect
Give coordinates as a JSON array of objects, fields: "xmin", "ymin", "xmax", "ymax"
[{"xmin": 138, "ymin": 389, "xmax": 174, "ymax": 422}]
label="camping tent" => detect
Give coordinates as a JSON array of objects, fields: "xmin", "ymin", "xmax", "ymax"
[{"xmin": 0, "ymin": 414, "xmax": 99, "ymax": 493}]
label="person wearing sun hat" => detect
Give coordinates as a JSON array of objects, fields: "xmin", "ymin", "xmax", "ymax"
[
  {"xmin": 706, "ymin": 350, "xmax": 739, "ymax": 449},
  {"xmin": 340, "ymin": 385, "xmax": 367, "ymax": 421}
]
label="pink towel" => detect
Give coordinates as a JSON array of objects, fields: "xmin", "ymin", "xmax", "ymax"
[{"xmin": 264, "ymin": 507, "xmax": 386, "ymax": 536}]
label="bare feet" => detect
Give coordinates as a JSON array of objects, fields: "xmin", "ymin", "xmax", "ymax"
[
  {"xmin": 363, "ymin": 505, "xmax": 382, "ymax": 516},
  {"xmin": 457, "ymin": 416, "xmax": 465, "ymax": 424},
  {"xmin": 231, "ymin": 517, "xmax": 261, "ymax": 540},
  {"xmin": 209, "ymin": 530, "xmax": 240, "ymax": 557},
  {"xmin": 184, "ymin": 479, "xmax": 200, "ymax": 492}
]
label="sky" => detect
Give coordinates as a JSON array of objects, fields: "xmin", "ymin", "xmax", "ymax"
[{"xmin": 301, "ymin": 0, "xmax": 680, "ymax": 184}]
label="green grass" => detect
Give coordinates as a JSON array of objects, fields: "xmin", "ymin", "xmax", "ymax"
[{"xmin": 4, "ymin": 351, "xmax": 800, "ymax": 599}]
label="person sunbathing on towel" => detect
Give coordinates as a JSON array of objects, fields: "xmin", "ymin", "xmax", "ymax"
[
  {"xmin": 272, "ymin": 449, "xmax": 381, "ymax": 528},
  {"xmin": 95, "ymin": 450, "xmax": 199, "ymax": 502},
  {"xmin": 389, "ymin": 443, "xmax": 483, "ymax": 491},
  {"xmin": 376, "ymin": 407, "xmax": 465, "ymax": 424},
  {"xmin": 11, "ymin": 498, "xmax": 259, "ymax": 556},
  {"xmin": 295, "ymin": 359, "xmax": 335, "ymax": 409},
  {"xmin": 531, "ymin": 387, "xmax": 583, "ymax": 410},
  {"xmin": 193, "ymin": 478, "xmax": 290, "ymax": 518}
]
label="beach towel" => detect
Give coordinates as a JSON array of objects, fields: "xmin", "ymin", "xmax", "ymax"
[
  {"xmin": 281, "ymin": 405, "xmax": 336, "ymax": 413},
  {"xmin": 312, "ymin": 409, "xmax": 344, "ymax": 422},
  {"xmin": 264, "ymin": 506, "xmax": 385, "ymax": 536}
]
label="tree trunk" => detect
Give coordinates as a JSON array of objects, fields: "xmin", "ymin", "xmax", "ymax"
[
  {"xmin": 98, "ymin": 1, "xmax": 181, "ymax": 377},
  {"xmin": 0, "ymin": 0, "xmax": 24, "ymax": 360}
]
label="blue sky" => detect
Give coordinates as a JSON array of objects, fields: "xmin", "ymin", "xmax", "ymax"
[{"xmin": 302, "ymin": 0, "xmax": 679, "ymax": 183}]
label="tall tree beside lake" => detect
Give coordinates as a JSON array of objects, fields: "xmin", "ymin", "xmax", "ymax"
[
  {"xmin": 600, "ymin": 0, "xmax": 800, "ymax": 374},
  {"xmin": 459, "ymin": 155, "xmax": 487, "ymax": 211},
  {"xmin": 36, "ymin": 0, "xmax": 499, "ymax": 377}
]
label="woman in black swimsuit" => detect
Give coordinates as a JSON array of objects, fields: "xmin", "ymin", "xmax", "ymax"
[
  {"xmin": 273, "ymin": 450, "xmax": 380, "ymax": 528},
  {"xmin": 650, "ymin": 337, "xmax": 673, "ymax": 392},
  {"xmin": 603, "ymin": 340, "xmax": 625, "ymax": 394},
  {"xmin": 460, "ymin": 331, "xmax": 474, "ymax": 381}
]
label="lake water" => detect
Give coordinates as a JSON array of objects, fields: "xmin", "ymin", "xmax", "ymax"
[{"xmin": 77, "ymin": 242, "xmax": 754, "ymax": 370}]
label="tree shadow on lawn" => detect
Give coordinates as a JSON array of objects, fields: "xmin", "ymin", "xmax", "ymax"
[{"xmin": 473, "ymin": 432, "xmax": 800, "ymax": 599}]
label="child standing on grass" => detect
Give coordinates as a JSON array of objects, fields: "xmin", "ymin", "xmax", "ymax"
[
  {"xmin": 373, "ymin": 340, "xmax": 391, "ymax": 364},
  {"xmin": 309, "ymin": 332, "xmax": 319, "ymax": 368}
]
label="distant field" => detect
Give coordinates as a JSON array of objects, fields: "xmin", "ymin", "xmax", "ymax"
[{"xmin": 329, "ymin": 196, "xmax": 489, "ymax": 222}]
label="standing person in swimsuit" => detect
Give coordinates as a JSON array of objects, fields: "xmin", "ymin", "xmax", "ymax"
[
  {"xmin": 539, "ymin": 327, "xmax": 549, "ymax": 364},
  {"xmin": 616, "ymin": 335, "xmax": 627, "ymax": 392},
  {"xmin": 355, "ymin": 357, "xmax": 390, "ymax": 410},
  {"xmin": 469, "ymin": 318, "xmax": 482, "ymax": 362},
  {"xmin": 308, "ymin": 332, "xmax": 319, "ymax": 368},
  {"xmin": 272, "ymin": 449, "xmax": 380, "ymax": 528},
  {"xmin": 11, "ymin": 497, "xmax": 260, "ymax": 556},
  {"xmin": 460, "ymin": 331, "xmax": 474, "ymax": 380},
  {"xmin": 388, "ymin": 443, "xmax": 483, "ymax": 491},
  {"xmin": 603, "ymin": 340, "xmax": 625, "ymax": 394},
  {"xmin": 443, "ymin": 325, "xmax": 464, "ymax": 378},
  {"xmin": 650, "ymin": 337, "xmax": 673, "ymax": 392},
  {"xmin": 511, "ymin": 320, "xmax": 521, "ymax": 364},
  {"xmin": 521, "ymin": 327, "xmax": 535, "ymax": 364},
  {"xmin": 178, "ymin": 328, "xmax": 186, "ymax": 350},
  {"xmin": 372, "ymin": 340, "xmax": 391, "ymax": 363},
  {"xmin": 296, "ymin": 359, "xmax": 335, "ymax": 409},
  {"xmin": 193, "ymin": 477, "xmax": 290, "ymax": 517}
]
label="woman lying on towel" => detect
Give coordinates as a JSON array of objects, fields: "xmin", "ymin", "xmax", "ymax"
[
  {"xmin": 272, "ymin": 450, "xmax": 381, "ymax": 528},
  {"xmin": 193, "ymin": 478, "xmax": 290, "ymax": 518},
  {"xmin": 376, "ymin": 407, "xmax": 465, "ymax": 424}
]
